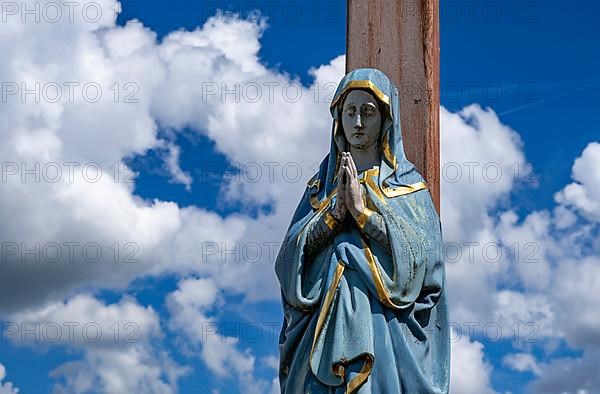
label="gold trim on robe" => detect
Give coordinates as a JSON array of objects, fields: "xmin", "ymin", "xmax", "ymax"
[
  {"xmin": 346, "ymin": 354, "xmax": 374, "ymax": 393},
  {"xmin": 362, "ymin": 239, "xmax": 404, "ymax": 309},
  {"xmin": 382, "ymin": 181, "xmax": 427, "ymax": 198},
  {"xmin": 310, "ymin": 260, "xmax": 346, "ymax": 374},
  {"xmin": 382, "ymin": 132, "xmax": 397, "ymax": 169}
]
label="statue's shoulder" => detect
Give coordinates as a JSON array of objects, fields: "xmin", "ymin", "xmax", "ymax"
[
  {"xmin": 305, "ymin": 154, "xmax": 330, "ymax": 192},
  {"xmin": 304, "ymin": 154, "xmax": 331, "ymax": 210}
]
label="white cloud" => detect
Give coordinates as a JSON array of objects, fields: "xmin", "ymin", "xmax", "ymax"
[
  {"xmin": 50, "ymin": 347, "xmax": 187, "ymax": 394},
  {"xmin": 439, "ymin": 104, "xmax": 600, "ymax": 394},
  {"xmin": 0, "ymin": 0, "xmax": 345, "ymax": 315},
  {"xmin": 502, "ymin": 352, "xmax": 541, "ymax": 376},
  {"xmin": 489, "ymin": 209, "xmax": 600, "ymax": 352},
  {"xmin": 479, "ymin": 141, "xmax": 600, "ymax": 390},
  {"xmin": 492, "ymin": 290, "xmax": 557, "ymax": 345},
  {"xmin": 6, "ymin": 295, "xmax": 187, "ymax": 393},
  {"xmin": 495, "ymin": 210, "xmax": 555, "ymax": 291},
  {"xmin": 8, "ymin": 294, "xmax": 161, "ymax": 347},
  {"xmin": 166, "ymin": 277, "xmax": 274, "ymax": 393},
  {"xmin": 528, "ymin": 349, "xmax": 600, "ymax": 394},
  {"xmin": 441, "ymin": 104, "xmax": 527, "ymax": 242},
  {"xmin": 261, "ymin": 355, "xmax": 279, "ymax": 371},
  {"xmin": 551, "ymin": 256, "xmax": 600, "ymax": 349},
  {"xmin": 440, "ymin": 105, "xmax": 529, "ymax": 325},
  {"xmin": 556, "ymin": 142, "xmax": 600, "ymax": 222},
  {"xmin": 0, "ymin": 364, "xmax": 19, "ymax": 394},
  {"xmin": 164, "ymin": 142, "xmax": 193, "ymax": 190},
  {"xmin": 552, "ymin": 205, "xmax": 577, "ymax": 230},
  {"xmin": 450, "ymin": 332, "xmax": 496, "ymax": 394}
]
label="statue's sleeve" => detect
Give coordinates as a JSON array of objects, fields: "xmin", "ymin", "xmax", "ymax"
[
  {"xmin": 356, "ymin": 208, "xmax": 391, "ymax": 252},
  {"xmin": 360, "ymin": 189, "xmax": 444, "ymax": 312},
  {"xmin": 274, "ymin": 187, "xmax": 329, "ymax": 312},
  {"xmin": 304, "ymin": 208, "xmax": 343, "ymax": 259}
]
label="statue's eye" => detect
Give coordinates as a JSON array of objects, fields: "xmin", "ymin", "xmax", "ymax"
[
  {"xmin": 345, "ymin": 107, "xmax": 356, "ymax": 117},
  {"xmin": 363, "ymin": 106, "xmax": 376, "ymax": 117}
]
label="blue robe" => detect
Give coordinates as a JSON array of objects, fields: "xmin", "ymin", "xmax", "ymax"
[{"xmin": 275, "ymin": 69, "xmax": 450, "ymax": 393}]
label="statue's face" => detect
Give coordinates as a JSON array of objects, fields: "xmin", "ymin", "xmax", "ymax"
[{"xmin": 341, "ymin": 89, "xmax": 382, "ymax": 151}]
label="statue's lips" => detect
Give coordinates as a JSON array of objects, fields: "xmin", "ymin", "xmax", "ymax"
[{"xmin": 352, "ymin": 132, "xmax": 365, "ymax": 138}]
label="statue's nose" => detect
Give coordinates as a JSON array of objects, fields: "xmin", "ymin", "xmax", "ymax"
[{"xmin": 354, "ymin": 113, "xmax": 364, "ymax": 130}]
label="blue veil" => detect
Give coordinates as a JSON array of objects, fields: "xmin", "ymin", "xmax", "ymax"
[{"xmin": 275, "ymin": 68, "xmax": 449, "ymax": 393}]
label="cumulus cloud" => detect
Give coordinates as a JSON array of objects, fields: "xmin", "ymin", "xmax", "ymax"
[
  {"xmin": 438, "ymin": 96, "xmax": 600, "ymax": 394},
  {"xmin": 481, "ymin": 142, "xmax": 600, "ymax": 390},
  {"xmin": 441, "ymin": 104, "xmax": 527, "ymax": 242},
  {"xmin": 166, "ymin": 277, "xmax": 274, "ymax": 393},
  {"xmin": 0, "ymin": 364, "xmax": 19, "ymax": 394},
  {"xmin": 7, "ymin": 294, "xmax": 161, "ymax": 347},
  {"xmin": 0, "ymin": 0, "xmax": 345, "ymax": 315},
  {"xmin": 528, "ymin": 349, "xmax": 600, "ymax": 393},
  {"xmin": 450, "ymin": 333, "xmax": 496, "ymax": 394},
  {"xmin": 492, "ymin": 290, "xmax": 557, "ymax": 343},
  {"xmin": 555, "ymin": 142, "xmax": 600, "ymax": 222},
  {"xmin": 440, "ymin": 104, "xmax": 529, "ymax": 324},
  {"xmin": 495, "ymin": 210, "xmax": 556, "ymax": 291},
  {"xmin": 6, "ymin": 294, "xmax": 186, "ymax": 393},
  {"xmin": 551, "ymin": 256, "xmax": 600, "ymax": 349},
  {"xmin": 163, "ymin": 142, "xmax": 193, "ymax": 190},
  {"xmin": 50, "ymin": 347, "xmax": 187, "ymax": 394},
  {"xmin": 502, "ymin": 352, "xmax": 541, "ymax": 376}
]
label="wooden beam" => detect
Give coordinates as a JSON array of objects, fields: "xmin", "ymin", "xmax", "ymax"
[{"xmin": 346, "ymin": 0, "xmax": 440, "ymax": 212}]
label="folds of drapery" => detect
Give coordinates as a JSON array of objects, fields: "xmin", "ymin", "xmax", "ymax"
[{"xmin": 275, "ymin": 168, "xmax": 449, "ymax": 393}]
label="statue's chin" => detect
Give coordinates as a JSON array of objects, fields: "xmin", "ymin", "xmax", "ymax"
[{"xmin": 349, "ymin": 139, "xmax": 374, "ymax": 151}]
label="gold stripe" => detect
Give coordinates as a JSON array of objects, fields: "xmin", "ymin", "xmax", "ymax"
[
  {"xmin": 300, "ymin": 195, "xmax": 332, "ymax": 243},
  {"xmin": 346, "ymin": 354, "xmax": 374, "ymax": 393},
  {"xmin": 381, "ymin": 181, "xmax": 427, "ymax": 198},
  {"xmin": 356, "ymin": 167, "xmax": 387, "ymax": 205},
  {"xmin": 381, "ymin": 132, "xmax": 397, "ymax": 169},
  {"xmin": 310, "ymin": 194, "xmax": 323, "ymax": 210},
  {"xmin": 300, "ymin": 186, "xmax": 342, "ymax": 244},
  {"xmin": 307, "ymin": 177, "xmax": 320, "ymax": 190},
  {"xmin": 359, "ymin": 167, "xmax": 379, "ymax": 180},
  {"xmin": 362, "ymin": 240, "xmax": 402, "ymax": 309},
  {"xmin": 308, "ymin": 176, "xmax": 322, "ymax": 209},
  {"xmin": 330, "ymin": 80, "xmax": 391, "ymax": 109},
  {"xmin": 310, "ymin": 260, "xmax": 345, "ymax": 361},
  {"xmin": 312, "ymin": 188, "xmax": 337, "ymax": 212},
  {"xmin": 364, "ymin": 174, "xmax": 386, "ymax": 204},
  {"xmin": 324, "ymin": 210, "xmax": 340, "ymax": 230},
  {"xmin": 355, "ymin": 208, "xmax": 373, "ymax": 230}
]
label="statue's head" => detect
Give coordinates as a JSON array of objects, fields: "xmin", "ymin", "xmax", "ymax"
[
  {"xmin": 326, "ymin": 68, "xmax": 422, "ymax": 192},
  {"xmin": 340, "ymin": 89, "xmax": 382, "ymax": 151}
]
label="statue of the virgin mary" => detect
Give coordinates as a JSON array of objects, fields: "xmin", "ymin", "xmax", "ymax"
[{"xmin": 275, "ymin": 68, "xmax": 450, "ymax": 393}]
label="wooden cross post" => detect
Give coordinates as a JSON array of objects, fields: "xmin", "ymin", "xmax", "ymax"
[{"xmin": 346, "ymin": 0, "xmax": 440, "ymax": 213}]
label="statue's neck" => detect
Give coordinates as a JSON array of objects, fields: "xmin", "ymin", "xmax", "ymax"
[{"xmin": 350, "ymin": 145, "xmax": 380, "ymax": 172}]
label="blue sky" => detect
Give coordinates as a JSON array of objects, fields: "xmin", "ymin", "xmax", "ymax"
[{"xmin": 1, "ymin": 1, "xmax": 600, "ymax": 393}]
